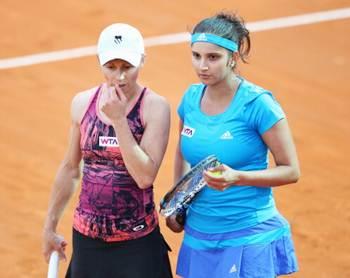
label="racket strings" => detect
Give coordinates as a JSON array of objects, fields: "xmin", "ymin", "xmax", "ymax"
[{"xmin": 160, "ymin": 155, "xmax": 220, "ymax": 217}]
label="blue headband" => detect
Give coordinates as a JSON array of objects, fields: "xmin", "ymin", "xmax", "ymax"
[{"xmin": 191, "ymin": 33, "xmax": 238, "ymax": 52}]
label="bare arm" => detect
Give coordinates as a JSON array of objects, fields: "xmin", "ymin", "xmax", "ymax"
[
  {"xmin": 166, "ymin": 120, "xmax": 190, "ymax": 233},
  {"xmin": 102, "ymin": 87, "xmax": 171, "ymax": 189},
  {"xmin": 42, "ymin": 94, "xmax": 84, "ymax": 262},
  {"xmin": 173, "ymin": 120, "xmax": 191, "ymax": 183},
  {"xmin": 239, "ymin": 118, "xmax": 300, "ymax": 186},
  {"xmin": 204, "ymin": 119, "xmax": 300, "ymax": 189}
]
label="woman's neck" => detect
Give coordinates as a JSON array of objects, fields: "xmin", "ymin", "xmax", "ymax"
[
  {"xmin": 200, "ymin": 75, "xmax": 241, "ymax": 116},
  {"xmin": 205, "ymin": 75, "xmax": 240, "ymax": 99}
]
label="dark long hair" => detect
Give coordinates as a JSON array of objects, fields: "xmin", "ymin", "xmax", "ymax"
[{"xmin": 192, "ymin": 12, "xmax": 251, "ymax": 63}]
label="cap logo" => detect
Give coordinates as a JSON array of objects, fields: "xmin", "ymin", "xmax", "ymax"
[{"xmin": 114, "ymin": 35, "xmax": 123, "ymax": 44}]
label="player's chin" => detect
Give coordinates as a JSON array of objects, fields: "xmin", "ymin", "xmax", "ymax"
[{"xmin": 199, "ymin": 78, "xmax": 213, "ymax": 86}]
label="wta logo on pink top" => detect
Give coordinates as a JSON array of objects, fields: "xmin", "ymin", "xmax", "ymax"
[{"xmin": 99, "ymin": 136, "xmax": 119, "ymax": 147}]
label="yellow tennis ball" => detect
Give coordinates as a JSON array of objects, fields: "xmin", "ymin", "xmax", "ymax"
[{"xmin": 210, "ymin": 171, "xmax": 222, "ymax": 177}]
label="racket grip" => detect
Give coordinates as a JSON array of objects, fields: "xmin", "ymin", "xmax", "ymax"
[
  {"xmin": 175, "ymin": 210, "xmax": 186, "ymax": 226},
  {"xmin": 47, "ymin": 251, "xmax": 59, "ymax": 278}
]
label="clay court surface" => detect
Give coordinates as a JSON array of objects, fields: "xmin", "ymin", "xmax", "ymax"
[{"xmin": 1, "ymin": 0, "xmax": 349, "ymax": 277}]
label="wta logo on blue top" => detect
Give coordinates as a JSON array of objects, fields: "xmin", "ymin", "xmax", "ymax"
[
  {"xmin": 181, "ymin": 125, "xmax": 195, "ymax": 137},
  {"xmin": 99, "ymin": 136, "xmax": 119, "ymax": 147}
]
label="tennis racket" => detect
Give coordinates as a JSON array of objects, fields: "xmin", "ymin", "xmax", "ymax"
[
  {"xmin": 47, "ymin": 251, "xmax": 59, "ymax": 278},
  {"xmin": 160, "ymin": 155, "xmax": 220, "ymax": 224}
]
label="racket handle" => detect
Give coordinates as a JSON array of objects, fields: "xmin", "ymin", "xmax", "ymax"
[
  {"xmin": 175, "ymin": 210, "xmax": 186, "ymax": 226},
  {"xmin": 47, "ymin": 251, "xmax": 59, "ymax": 278}
]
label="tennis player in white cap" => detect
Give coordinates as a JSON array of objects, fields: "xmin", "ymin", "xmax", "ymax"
[{"xmin": 43, "ymin": 23, "xmax": 173, "ymax": 278}]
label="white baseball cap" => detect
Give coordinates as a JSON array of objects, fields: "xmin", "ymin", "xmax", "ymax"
[{"xmin": 97, "ymin": 23, "xmax": 145, "ymax": 67}]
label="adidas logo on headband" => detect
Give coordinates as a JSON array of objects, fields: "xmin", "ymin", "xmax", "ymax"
[
  {"xmin": 191, "ymin": 33, "xmax": 238, "ymax": 52},
  {"xmin": 196, "ymin": 33, "xmax": 208, "ymax": 41}
]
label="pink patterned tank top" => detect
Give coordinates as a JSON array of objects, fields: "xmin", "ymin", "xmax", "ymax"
[{"xmin": 73, "ymin": 85, "xmax": 158, "ymax": 242}]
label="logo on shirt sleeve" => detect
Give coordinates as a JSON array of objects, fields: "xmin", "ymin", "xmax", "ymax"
[
  {"xmin": 181, "ymin": 125, "xmax": 195, "ymax": 138},
  {"xmin": 99, "ymin": 136, "xmax": 119, "ymax": 147}
]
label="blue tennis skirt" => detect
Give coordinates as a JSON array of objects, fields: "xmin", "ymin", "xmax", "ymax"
[{"xmin": 176, "ymin": 215, "xmax": 298, "ymax": 278}]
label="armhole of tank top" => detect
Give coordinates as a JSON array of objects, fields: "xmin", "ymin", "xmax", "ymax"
[
  {"xmin": 140, "ymin": 87, "xmax": 148, "ymax": 128},
  {"xmin": 79, "ymin": 85, "xmax": 101, "ymax": 125}
]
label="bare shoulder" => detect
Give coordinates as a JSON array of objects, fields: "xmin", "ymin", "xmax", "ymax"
[
  {"xmin": 143, "ymin": 89, "xmax": 170, "ymax": 112},
  {"xmin": 142, "ymin": 89, "xmax": 170, "ymax": 126},
  {"xmin": 71, "ymin": 86, "xmax": 99, "ymax": 124}
]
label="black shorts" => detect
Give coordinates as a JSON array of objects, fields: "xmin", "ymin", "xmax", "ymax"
[{"xmin": 66, "ymin": 226, "xmax": 173, "ymax": 278}]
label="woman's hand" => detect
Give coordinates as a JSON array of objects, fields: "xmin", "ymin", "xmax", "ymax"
[
  {"xmin": 203, "ymin": 164, "xmax": 241, "ymax": 191},
  {"xmin": 101, "ymin": 85, "xmax": 128, "ymax": 122},
  {"xmin": 42, "ymin": 230, "xmax": 67, "ymax": 263}
]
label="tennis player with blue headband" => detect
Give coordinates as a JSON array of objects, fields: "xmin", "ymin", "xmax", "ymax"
[{"xmin": 166, "ymin": 12, "xmax": 300, "ymax": 277}]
